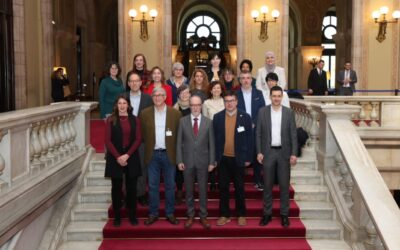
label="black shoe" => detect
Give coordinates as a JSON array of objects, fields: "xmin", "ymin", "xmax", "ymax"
[
  {"xmin": 254, "ymin": 183, "xmax": 264, "ymax": 191},
  {"xmin": 113, "ymin": 217, "xmax": 121, "ymax": 227},
  {"xmin": 166, "ymin": 215, "xmax": 180, "ymax": 225},
  {"xmin": 281, "ymin": 216, "xmax": 290, "ymax": 227},
  {"xmin": 138, "ymin": 195, "xmax": 149, "ymax": 206},
  {"xmin": 144, "ymin": 216, "xmax": 158, "ymax": 226},
  {"xmin": 259, "ymin": 215, "xmax": 272, "ymax": 226},
  {"xmin": 129, "ymin": 217, "xmax": 138, "ymax": 226}
]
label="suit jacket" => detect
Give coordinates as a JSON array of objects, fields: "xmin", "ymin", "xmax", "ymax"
[
  {"xmin": 213, "ymin": 109, "xmax": 253, "ymax": 166},
  {"xmin": 139, "ymin": 106, "xmax": 182, "ymax": 165},
  {"xmin": 307, "ymin": 68, "xmax": 328, "ymax": 95},
  {"xmin": 256, "ymin": 105, "xmax": 298, "ymax": 160},
  {"xmin": 125, "ymin": 91, "xmax": 153, "ymax": 115},
  {"xmin": 237, "ymin": 87, "xmax": 266, "ymax": 126},
  {"xmin": 337, "ymin": 69, "xmax": 357, "ymax": 91},
  {"xmin": 176, "ymin": 114, "xmax": 215, "ymax": 168}
]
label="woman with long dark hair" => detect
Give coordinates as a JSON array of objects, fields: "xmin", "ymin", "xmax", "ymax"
[
  {"xmin": 104, "ymin": 94, "xmax": 142, "ymax": 227},
  {"xmin": 126, "ymin": 53, "xmax": 151, "ymax": 91}
]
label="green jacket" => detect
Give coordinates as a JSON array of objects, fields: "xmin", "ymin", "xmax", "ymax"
[{"xmin": 99, "ymin": 77, "xmax": 125, "ymax": 118}]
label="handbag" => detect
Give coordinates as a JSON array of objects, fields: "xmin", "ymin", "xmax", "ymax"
[{"xmin": 63, "ymin": 85, "xmax": 72, "ymax": 97}]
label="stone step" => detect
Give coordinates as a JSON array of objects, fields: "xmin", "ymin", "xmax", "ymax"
[
  {"xmin": 302, "ymin": 219, "xmax": 342, "ymax": 240},
  {"xmin": 292, "ymin": 184, "xmax": 328, "ymax": 202},
  {"xmin": 85, "ymin": 168, "xmax": 322, "ymax": 187},
  {"xmin": 65, "ymin": 221, "xmax": 104, "ymax": 241},
  {"xmin": 296, "ymin": 201, "xmax": 335, "ymax": 220},
  {"xmin": 307, "ymin": 239, "xmax": 351, "ymax": 250},
  {"xmin": 89, "ymin": 157, "xmax": 317, "ymax": 172},
  {"xmin": 72, "ymin": 203, "xmax": 109, "ymax": 222},
  {"xmin": 57, "ymin": 241, "xmax": 101, "ymax": 250}
]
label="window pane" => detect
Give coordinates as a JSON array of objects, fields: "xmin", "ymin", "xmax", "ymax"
[
  {"xmin": 197, "ymin": 25, "xmax": 210, "ymax": 37},
  {"xmin": 187, "ymin": 22, "xmax": 197, "ymax": 32},
  {"xmin": 186, "ymin": 32, "xmax": 194, "ymax": 39},
  {"xmin": 192, "ymin": 16, "xmax": 203, "ymax": 25},
  {"xmin": 331, "ymin": 16, "xmax": 337, "ymax": 26},
  {"xmin": 204, "ymin": 16, "xmax": 214, "ymax": 26},
  {"xmin": 330, "ymin": 55, "xmax": 336, "ymax": 88},
  {"xmin": 210, "ymin": 22, "xmax": 220, "ymax": 32},
  {"xmin": 322, "ymin": 16, "xmax": 330, "ymax": 27},
  {"xmin": 322, "ymin": 43, "xmax": 336, "ymax": 49},
  {"xmin": 212, "ymin": 33, "xmax": 220, "ymax": 41},
  {"xmin": 324, "ymin": 26, "xmax": 337, "ymax": 39}
]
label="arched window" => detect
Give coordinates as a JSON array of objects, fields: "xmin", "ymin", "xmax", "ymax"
[
  {"xmin": 185, "ymin": 14, "xmax": 221, "ymax": 49},
  {"xmin": 321, "ymin": 10, "xmax": 337, "ymax": 89}
]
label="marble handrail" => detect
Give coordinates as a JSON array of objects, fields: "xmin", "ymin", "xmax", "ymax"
[
  {"xmin": 0, "ymin": 102, "xmax": 97, "ymax": 244},
  {"xmin": 303, "ymin": 96, "xmax": 400, "ymax": 127},
  {"xmin": 291, "ymin": 99, "xmax": 400, "ymax": 249}
]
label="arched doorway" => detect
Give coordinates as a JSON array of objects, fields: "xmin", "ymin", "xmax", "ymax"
[{"xmin": 176, "ymin": 2, "xmax": 231, "ymax": 77}]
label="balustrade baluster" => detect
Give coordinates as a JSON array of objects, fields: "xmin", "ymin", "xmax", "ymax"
[
  {"xmin": 0, "ymin": 130, "xmax": 6, "ymax": 190},
  {"xmin": 358, "ymin": 102, "xmax": 369, "ymax": 127},
  {"xmin": 39, "ymin": 120, "xmax": 50, "ymax": 165},
  {"xmin": 45, "ymin": 118, "xmax": 56, "ymax": 164},
  {"xmin": 369, "ymin": 102, "xmax": 379, "ymax": 127},
  {"xmin": 69, "ymin": 113, "xmax": 78, "ymax": 151},
  {"xmin": 52, "ymin": 117, "xmax": 62, "ymax": 159},
  {"xmin": 334, "ymin": 151, "xmax": 343, "ymax": 178},
  {"xmin": 58, "ymin": 115, "xmax": 67, "ymax": 157},
  {"xmin": 63, "ymin": 114, "xmax": 72, "ymax": 154},
  {"xmin": 30, "ymin": 122, "xmax": 43, "ymax": 171}
]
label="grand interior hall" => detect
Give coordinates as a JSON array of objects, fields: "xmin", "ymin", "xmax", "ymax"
[{"xmin": 1, "ymin": 0, "xmax": 400, "ymax": 250}]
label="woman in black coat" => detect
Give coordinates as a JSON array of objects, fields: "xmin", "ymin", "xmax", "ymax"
[
  {"xmin": 105, "ymin": 94, "xmax": 142, "ymax": 226},
  {"xmin": 51, "ymin": 68, "xmax": 70, "ymax": 102}
]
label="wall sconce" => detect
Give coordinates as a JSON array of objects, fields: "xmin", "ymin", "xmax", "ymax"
[
  {"xmin": 308, "ymin": 57, "xmax": 319, "ymax": 68},
  {"xmin": 251, "ymin": 6, "xmax": 280, "ymax": 42},
  {"xmin": 128, "ymin": 5, "xmax": 158, "ymax": 41},
  {"xmin": 372, "ymin": 6, "xmax": 400, "ymax": 43}
]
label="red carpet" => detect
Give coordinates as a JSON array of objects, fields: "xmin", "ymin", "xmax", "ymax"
[
  {"xmin": 91, "ymin": 119, "xmax": 311, "ymax": 250},
  {"xmin": 90, "ymin": 120, "xmax": 105, "ymax": 153}
]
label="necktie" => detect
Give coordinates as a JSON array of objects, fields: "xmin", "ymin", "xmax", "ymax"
[{"xmin": 193, "ymin": 118, "xmax": 199, "ymax": 136}]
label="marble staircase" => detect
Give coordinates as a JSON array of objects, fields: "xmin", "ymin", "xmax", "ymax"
[{"xmin": 57, "ymin": 153, "xmax": 351, "ymax": 250}]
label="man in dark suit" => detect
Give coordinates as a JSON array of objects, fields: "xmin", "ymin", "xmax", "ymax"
[
  {"xmin": 213, "ymin": 90, "xmax": 253, "ymax": 226},
  {"xmin": 307, "ymin": 60, "xmax": 328, "ymax": 96},
  {"xmin": 256, "ymin": 85, "xmax": 298, "ymax": 227},
  {"xmin": 337, "ymin": 62, "xmax": 357, "ymax": 96},
  {"xmin": 139, "ymin": 87, "xmax": 182, "ymax": 226},
  {"xmin": 237, "ymin": 71, "xmax": 266, "ymax": 191},
  {"xmin": 127, "ymin": 71, "xmax": 153, "ymax": 206},
  {"xmin": 176, "ymin": 95, "xmax": 215, "ymax": 229}
]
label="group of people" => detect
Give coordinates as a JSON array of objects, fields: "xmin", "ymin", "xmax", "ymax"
[{"xmin": 101, "ymin": 50, "xmax": 354, "ymax": 230}]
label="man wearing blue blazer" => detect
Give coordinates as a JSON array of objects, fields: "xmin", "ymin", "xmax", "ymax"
[
  {"xmin": 236, "ymin": 71, "xmax": 266, "ymax": 191},
  {"xmin": 213, "ymin": 90, "xmax": 253, "ymax": 227}
]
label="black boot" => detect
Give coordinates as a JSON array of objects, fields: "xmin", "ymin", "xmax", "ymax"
[
  {"xmin": 129, "ymin": 210, "xmax": 138, "ymax": 226},
  {"xmin": 113, "ymin": 210, "xmax": 121, "ymax": 227}
]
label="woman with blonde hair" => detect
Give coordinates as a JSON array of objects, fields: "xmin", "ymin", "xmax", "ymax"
[{"xmin": 221, "ymin": 68, "xmax": 240, "ymax": 91}]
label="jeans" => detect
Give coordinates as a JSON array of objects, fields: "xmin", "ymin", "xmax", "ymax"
[{"xmin": 147, "ymin": 150, "xmax": 176, "ymax": 217}]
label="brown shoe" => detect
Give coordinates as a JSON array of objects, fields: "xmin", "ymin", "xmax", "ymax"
[
  {"xmin": 200, "ymin": 218, "xmax": 211, "ymax": 229},
  {"xmin": 216, "ymin": 217, "xmax": 231, "ymax": 226},
  {"xmin": 184, "ymin": 217, "xmax": 194, "ymax": 229},
  {"xmin": 144, "ymin": 216, "xmax": 158, "ymax": 226},
  {"xmin": 238, "ymin": 217, "xmax": 247, "ymax": 226}
]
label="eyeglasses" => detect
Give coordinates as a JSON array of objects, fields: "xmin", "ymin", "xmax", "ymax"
[
  {"xmin": 128, "ymin": 80, "xmax": 142, "ymax": 83},
  {"xmin": 190, "ymin": 104, "xmax": 202, "ymax": 107},
  {"xmin": 152, "ymin": 94, "xmax": 165, "ymax": 98}
]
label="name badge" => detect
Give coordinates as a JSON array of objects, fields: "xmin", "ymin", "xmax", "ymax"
[
  {"xmin": 237, "ymin": 126, "xmax": 245, "ymax": 133},
  {"xmin": 166, "ymin": 130, "xmax": 172, "ymax": 136}
]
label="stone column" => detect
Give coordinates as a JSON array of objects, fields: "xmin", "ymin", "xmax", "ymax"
[
  {"xmin": 351, "ymin": 0, "xmax": 366, "ymax": 92},
  {"xmin": 236, "ymin": 0, "xmax": 245, "ymax": 73},
  {"xmin": 162, "ymin": 0, "xmax": 172, "ymax": 77}
]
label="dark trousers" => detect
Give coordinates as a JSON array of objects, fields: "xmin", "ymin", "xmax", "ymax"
[
  {"xmin": 111, "ymin": 174, "xmax": 138, "ymax": 216},
  {"xmin": 175, "ymin": 166, "xmax": 184, "ymax": 190},
  {"xmin": 218, "ymin": 156, "xmax": 246, "ymax": 217},
  {"xmin": 263, "ymin": 148, "xmax": 291, "ymax": 216}
]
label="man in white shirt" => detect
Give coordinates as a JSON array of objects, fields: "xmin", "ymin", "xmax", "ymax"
[
  {"xmin": 256, "ymin": 85, "xmax": 298, "ymax": 228},
  {"xmin": 337, "ymin": 62, "xmax": 357, "ymax": 96},
  {"xmin": 256, "ymin": 51, "xmax": 287, "ymax": 92}
]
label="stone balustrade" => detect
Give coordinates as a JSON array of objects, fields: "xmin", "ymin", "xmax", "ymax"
[
  {"xmin": 0, "ymin": 102, "xmax": 97, "ymax": 245},
  {"xmin": 290, "ymin": 99, "xmax": 400, "ymax": 249},
  {"xmin": 303, "ymin": 96, "xmax": 400, "ymax": 127}
]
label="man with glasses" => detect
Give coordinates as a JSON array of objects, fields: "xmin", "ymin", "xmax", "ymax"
[
  {"xmin": 126, "ymin": 71, "xmax": 153, "ymax": 206},
  {"xmin": 176, "ymin": 95, "xmax": 215, "ymax": 229},
  {"xmin": 213, "ymin": 90, "xmax": 253, "ymax": 226},
  {"xmin": 139, "ymin": 87, "xmax": 182, "ymax": 226}
]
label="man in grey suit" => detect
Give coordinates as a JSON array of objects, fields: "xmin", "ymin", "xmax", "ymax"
[
  {"xmin": 337, "ymin": 62, "xmax": 357, "ymax": 96},
  {"xmin": 256, "ymin": 85, "xmax": 298, "ymax": 227},
  {"xmin": 176, "ymin": 95, "xmax": 215, "ymax": 229}
]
